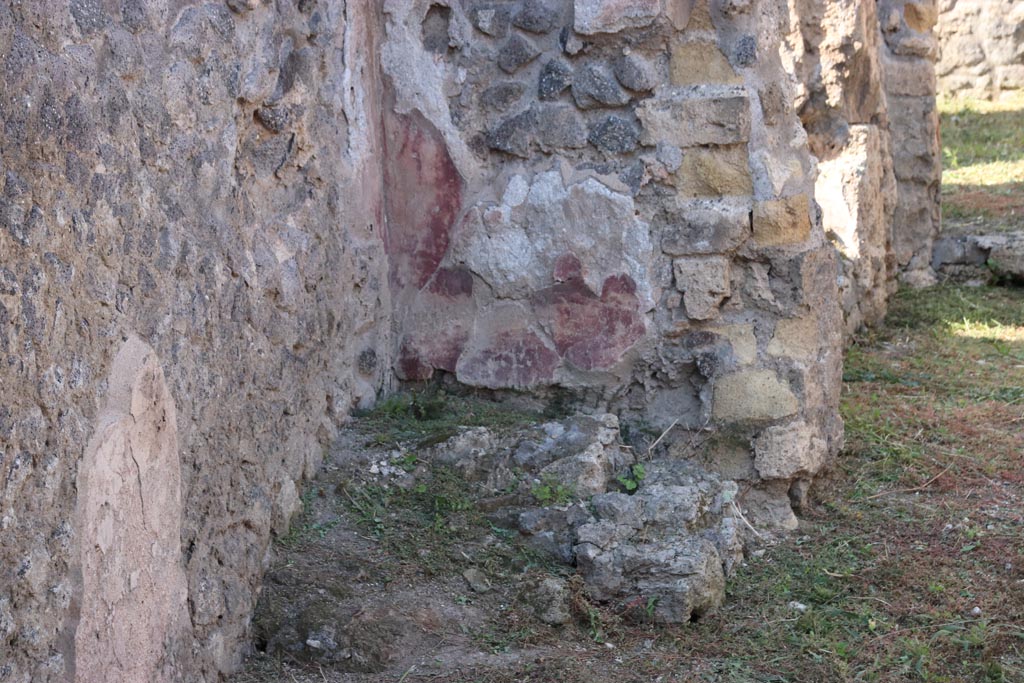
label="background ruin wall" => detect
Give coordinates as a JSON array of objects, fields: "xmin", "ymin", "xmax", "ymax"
[
  {"xmin": 0, "ymin": 0, "xmax": 947, "ymax": 681},
  {"xmin": 783, "ymin": 0, "xmax": 941, "ymax": 337},
  {"xmin": 938, "ymin": 0, "xmax": 1024, "ymax": 98}
]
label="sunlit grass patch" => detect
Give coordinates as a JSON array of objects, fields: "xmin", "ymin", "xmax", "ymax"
[
  {"xmin": 940, "ymin": 92, "xmax": 1024, "ymax": 233},
  {"xmin": 939, "ymin": 92, "xmax": 1024, "ymax": 171},
  {"xmin": 944, "ymin": 159, "xmax": 1024, "ymax": 187},
  {"xmin": 949, "ymin": 317, "xmax": 1024, "ymax": 343}
]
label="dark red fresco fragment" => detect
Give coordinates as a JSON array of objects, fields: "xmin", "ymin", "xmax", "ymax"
[
  {"xmin": 383, "ymin": 108, "xmax": 462, "ymax": 290},
  {"xmin": 532, "ymin": 267, "xmax": 645, "ymax": 371}
]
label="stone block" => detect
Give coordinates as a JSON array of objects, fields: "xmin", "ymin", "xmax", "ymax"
[
  {"xmin": 538, "ymin": 59, "xmax": 573, "ymax": 100},
  {"xmin": 486, "ymin": 108, "xmax": 537, "ymax": 157},
  {"xmin": 536, "ymin": 104, "xmax": 589, "ymax": 151},
  {"xmin": 752, "ymin": 421, "xmax": 826, "ymax": 479},
  {"xmin": 498, "ymin": 34, "xmax": 541, "ymax": 73},
  {"xmin": 480, "ymin": 81, "xmax": 526, "ymax": 112},
  {"xmin": 670, "ymin": 41, "xmax": 742, "ymax": 86},
  {"xmin": 540, "ymin": 438, "xmax": 628, "ymax": 498},
  {"xmin": 676, "ymin": 144, "xmax": 752, "ymax": 198},
  {"xmin": 996, "ymin": 64, "xmax": 1024, "ymax": 90},
  {"xmin": 711, "ymin": 323, "xmax": 757, "ymax": 364},
  {"xmin": 882, "ymin": 52, "xmax": 937, "ymax": 97},
  {"xmin": 659, "ymin": 200, "xmax": 751, "ymax": 255},
  {"xmin": 588, "ymin": 114, "xmax": 641, "ymax": 153},
  {"xmin": 888, "ymin": 95, "xmax": 940, "ymax": 183},
  {"xmin": 673, "ymin": 255, "xmax": 731, "ymax": 320},
  {"xmin": 613, "ymin": 52, "xmax": 661, "ymax": 91},
  {"xmin": 686, "ymin": 0, "xmax": 715, "ymax": 28},
  {"xmin": 986, "ymin": 234, "xmax": 1024, "ymax": 280},
  {"xmin": 514, "ymin": 0, "xmax": 561, "ymax": 33},
  {"xmin": 891, "ymin": 181, "xmax": 939, "ymax": 268},
  {"xmin": 711, "ymin": 369, "xmax": 799, "ymax": 422},
  {"xmin": 903, "ymin": 1, "xmax": 938, "ymax": 32},
  {"xmin": 469, "ymin": 5, "xmax": 513, "ymax": 37},
  {"xmin": 637, "ymin": 88, "xmax": 750, "ymax": 147},
  {"xmin": 931, "ymin": 236, "xmax": 966, "ymax": 269},
  {"xmin": 767, "ymin": 315, "xmax": 819, "ymax": 362},
  {"xmin": 572, "ymin": 62, "xmax": 631, "ymax": 109},
  {"xmin": 574, "ymin": 0, "xmax": 661, "ymax": 34},
  {"xmin": 752, "ymin": 195, "xmax": 812, "ymax": 247},
  {"xmin": 731, "ymin": 35, "xmax": 758, "ymax": 67}
]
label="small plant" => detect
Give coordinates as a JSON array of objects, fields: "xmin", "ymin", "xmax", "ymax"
[
  {"xmin": 396, "ymin": 452, "xmax": 419, "ymax": 472},
  {"xmin": 645, "ymin": 595, "xmax": 659, "ymax": 620},
  {"xmin": 616, "ymin": 463, "xmax": 646, "ymax": 493},
  {"xmin": 474, "ymin": 627, "xmax": 536, "ymax": 654},
  {"xmin": 531, "ymin": 475, "xmax": 575, "ymax": 506},
  {"xmin": 586, "ymin": 607, "xmax": 606, "ymax": 643}
]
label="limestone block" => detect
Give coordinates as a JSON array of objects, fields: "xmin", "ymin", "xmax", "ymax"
[
  {"xmin": 670, "ymin": 41, "xmax": 743, "ymax": 86},
  {"xmin": 904, "ymin": 2, "xmax": 939, "ymax": 32},
  {"xmin": 574, "ymin": 0, "xmax": 662, "ymax": 34},
  {"xmin": 752, "ymin": 195, "xmax": 812, "ymax": 247},
  {"xmin": 676, "ymin": 145, "xmax": 753, "ymax": 198},
  {"xmin": 637, "ymin": 87, "xmax": 751, "ymax": 147},
  {"xmin": 888, "ymin": 95, "xmax": 940, "ymax": 184},
  {"xmin": 985, "ymin": 234, "xmax": 1024, "ymax": 279},
  {"xmin": 892, "ymin": 181, "xmax": 940, "ymax": 268},
  {"xmin": 753, "ymin": 421, "xmax": 827, "ymax": 479},
  {"xmin": 712, "ymin": 323, "xmax": 757, "ymax": 364},
  {"xmin": 681, "ymin": 0, "xmax": 715, "ymax": 30},
  {"xmin": 738, "ymin": 482, "xmax": 799, "ymax": 530},
  {"xmin": 711, "ymin": 369, "xmax": 799, "ymax": 422},
  {"xmin": 882, "ymin": 52, "xmax": 938, "ymax": 96},
  {"xmin": 996, "ymin": 64, "xmax": 1024, "ymax": 90},
  {"xmin": 539, "ymin": 442, "xmax": 620, "ymax": 498},
  {"xmin": 768, "ymin": 315, "xmax": 821, "ymax": 362},
  {"xmin": 673, "ymin": 256, "xmax": 731, "ymax": 320}
]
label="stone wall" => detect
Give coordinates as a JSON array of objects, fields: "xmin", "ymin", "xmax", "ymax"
[
  {"xmin": 938, "ymin": 0, "xmax": 1024, "ymax": 98},
  {"xmin": 882, "ymin": 0, "xmax": 942, "ymax": 283},
  {"xmin": 1, "ymin": 1, "xmax": 847, "ymax": 681},
  {"xmin": 384, "ymin": 0, "xmax": 843, "ymax": 526},
  {"xmin": 783, "ymin": 0, "xmax": 940, "ymax": 336},
  {"xmin": 0, "ymin": 2, "xmax": 391, "ymax": 681}
]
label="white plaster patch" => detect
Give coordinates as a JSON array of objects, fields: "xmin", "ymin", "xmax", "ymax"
[{"xmin": 451, "ymin": 171, "xmax": 657, "ymax": 308}]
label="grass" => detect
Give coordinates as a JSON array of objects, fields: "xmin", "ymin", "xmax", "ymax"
[
  {"xmin": 940, "ymin": 93, "xmax": 1024, "ymax": 234},
  {"xmin": 351, "ymin": 389, "xmax": 549, "ymax": 448},
  {"xmin": 338, "ymin": 462, "xmax": 564, "ymax": 583}
]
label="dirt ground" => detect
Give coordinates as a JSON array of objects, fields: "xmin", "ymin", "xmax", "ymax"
[{"xmin": 231, "ymin": 284, "xmax": 1024, "ymax": 683}]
